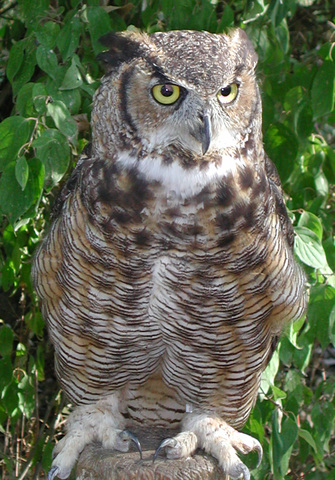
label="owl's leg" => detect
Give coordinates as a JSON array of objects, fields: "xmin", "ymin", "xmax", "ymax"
[
  {"xmin": 155, "ymin": 412, "xmax": 262, "ymax": 480},
  {"xmin": 48, "ymin": 393, "xmax": 140, "ymax": 480}
]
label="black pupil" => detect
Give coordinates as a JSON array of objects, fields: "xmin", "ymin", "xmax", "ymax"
[
  {"xmin": 221, "ymin": 86, "xmax": 232, "ymax": 96},
  {"xmin": 161, "ymin": 85, "xmax": 174, "ymax": 97}
]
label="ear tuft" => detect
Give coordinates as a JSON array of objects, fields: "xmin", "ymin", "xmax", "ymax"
[
  {"xmin": 231, "ymin": 28, "xmax": 258, "ymax": 71},
  {"xmin": 97, "ymin": 32, "xmax": 143, "ymax": 72}
]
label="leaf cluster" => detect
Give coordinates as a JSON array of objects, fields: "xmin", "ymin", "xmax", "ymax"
[{"xmin": 0, "ymin": 0, "xmax": 334, "ymax": 478}]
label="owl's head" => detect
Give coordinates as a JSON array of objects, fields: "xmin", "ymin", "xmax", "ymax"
[{"xmin": 92, "ymin": 29, "xmax": 262, "ymax": 193}]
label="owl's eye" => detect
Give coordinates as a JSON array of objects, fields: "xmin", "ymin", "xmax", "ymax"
[
  {"xmin": 217, "ymin": 83, "xmax": 239, "ymax": 104},
  {"xmin": 152, "ymin": 84, "xmax": 181, "ymax": 105}
]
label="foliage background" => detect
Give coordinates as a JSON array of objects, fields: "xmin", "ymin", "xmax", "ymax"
[{"xmin": 0, "ymin": 0, "xmax": 334, "ymax": 478}]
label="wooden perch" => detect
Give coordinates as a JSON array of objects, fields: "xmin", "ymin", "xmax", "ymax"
[{"xmin": 76, "ymin": 426, "xmax": 226, "ymax": 480}]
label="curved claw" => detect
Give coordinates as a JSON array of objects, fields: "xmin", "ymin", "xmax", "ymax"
[
  {"xmin": 227, "ymin": 461, "xmax": 251, "ymax": 480},
  {"xmin": 153, "ymin": 438, "xmax": 176, "ymax": 463},
  {"xmin": 47, "ymin": 466, "xmax": 60, "ymax": 480},
  {"xmin": 120, "ymin": 430, "xmax": 143, "ymax": 460},
  {"xmin": 254, "ymin": 441, "xmax": 263, "ymax": 468},
  {"xmin": 241, "ymin": 464, "xmax": 250, "ymax": 480}
]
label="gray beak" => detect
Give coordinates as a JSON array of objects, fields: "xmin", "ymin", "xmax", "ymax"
[{"xmin": 200, "ymin": 113, "xmax": 212, "ymax": 155}]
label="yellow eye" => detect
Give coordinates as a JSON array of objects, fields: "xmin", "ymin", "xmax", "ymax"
[
  {"xmin": 152, "ymin": 84, "xmax": 181, "ymax": 105},
  {"xmin": 217, "ymin": 83, "xmax": 239, "ymax": 104}
]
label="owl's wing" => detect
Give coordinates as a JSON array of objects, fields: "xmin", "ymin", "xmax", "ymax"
[
  {"xmin": 32, "ymin": 153, "xmax": 158, "ymax": 406},
  {"xmin": 50, "ymin": 149, "xmax": 91, "ymax": 220},
  {"xmin": 264, "ymin": 154, "xmax": 295, "ymax": 248},
  {"xmin": 32, "ymin": 154, "xmax": 116, "ymax": 405}
]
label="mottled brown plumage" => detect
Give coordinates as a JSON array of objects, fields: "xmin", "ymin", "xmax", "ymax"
[{"xmin": 32, "ymin": 29, "xmax": 306, "ymax": 480}]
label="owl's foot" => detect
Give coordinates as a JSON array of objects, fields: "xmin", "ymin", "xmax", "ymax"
[
  {"xmin": 154, "ymin": 431, "xmax": 198, "ymax": 461},
  {"xmin": 47, "ymin": 466, "xmax": 61, "ymax": 480},
  {"xmin": 156, "ymin": 413, "xmax": 262, "ymax": 480},
  {"xmin": 47, "ymin": 395, "xmax": 140, "ymax": 479},
  {"xmin": 117, "ymin": 430, "xmax": 143, "ymax": 458}
]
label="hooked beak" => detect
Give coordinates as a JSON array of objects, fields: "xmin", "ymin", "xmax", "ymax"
[{"xmin": 199, "ymin": 113, "xmax": 212, "ymax": 155}]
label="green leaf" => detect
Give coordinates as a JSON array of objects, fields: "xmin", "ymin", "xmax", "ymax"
[
  {"xmin": 16, "ymin": 342, "xmax": 27, "ymax": 358},
  {"xmin": 308, "ymin": 284, "xmax": 335, "ymax": 349},
  {"xmin": 57, "ymin": 15, "xmax": 82, "ymax": 61},
  {"xmin": 36, "ymin": 344, "xmax": 45, "ymax": 381},
  {"xmin": 33, "ymin": 129, "xmax": 70, "ymax": 186},
  {"xmin": 311, "ymin": 400, "xmax": 335, "ymax": 454},
  {"xmin": 323, "ymin": 236, "xmax": 335, "ymax": 274},
  {"xmin": 272, "ymin": 413, "xmax": 298, "ymax": 478},
  {"xmin": 275, "ymin": 21, "xmax": 289, "ymax": 54},
  {"xmin": 36, "ymin": 45, "xmax": 59, "ymax": 82},
  {"xmin": 260, "ymin": 350, "xmax": 279, "ymax": 397},
  {"xmin": 292, "ymin": 336, "xmax": 313, "ymax": 373},
  {"xmin": 298, "ymin": 211, "xmax": 323, "ymax": 241},
  {"xmin": 33, "ymin": 83, "xmax": 48, "ymax": 113},
  {"xmin": 0, "ymin": 117, "xmax": 33, "ymax": 171},
  {"xmin": 35, "ymin": 21, "xmax": 60, "ymax": 49},
  {"xmin": 46, "ymin": 100, "xmax": 77, "ymax": 139},
  {"xmin": 0, "ymin": 158, "xmax": 45, "ymax": 227},
  {"xmin": 296, "ymin": 102, "xmax": 313, "ymax": 141},
  {"xmin": 2, "ymin": 381, "xmax": 19, "ymax": 417},
  {"xmin": 284, "ymin": 369, "xmax": 303, "ymax": 402},
  {"xmin": 217, "ymin": 5, "xmax": 234, "ymax": 30},
  {"xmin": 60, "ymin": 58, "xmax": 83, "ymax": 90},
  {"xmin": 268, "ymin": 0, "xmax": 288, "ymax": 28},
  {"xmin": 18, "ymin": 0, "xmax": 49, "ymax": 26},
  {"xmin": 287, "ymin": 315, "xmax": 305, "ymax": 348},
  {"xmin": 298, "ymin": 428, "xmax": 318, "ymax": 455},
  {"xmin": 25, "ymin": 311, "xmax": 44, "ymax": 338},
  {"xmin": 15, "ymin": 156, "xmax": 29, "ymax": 190},
  {"xmin": 314, "ymin": 170, "xmax": 329, "ymax": 197},
  {"xmin": 85, "ymin": 6, "xmax": 112, "ymax": 54},
  {"xmin": 311, "ymin": 60, "xmax": 335, "ymax": 119},
  {"xmin": 294, "ymin": 226, "xmax": 330, "ymax": 270},
  {"xmin": 271, "ymin": 385, "xmax": 287, "ymax": 401},
  {"xmin": 245, "ymin": 405, "xmax": 265, "ymax": 444},
  {"xmin": 57, "ymin": 88, "xmax": 82, "ymax": 115},
  {"xmin": 6, "ymin": 41, "xmax": 25, "ymax": 84},
  {"xmin": 0, "ymin": 326, "xmax": 14, "ymax": 357},
  {"xmin": 1, "ymin": 260, "xmax": 15, "ymax": 291},
  {"xmin": 264, "ymin": 123, "xmax": 298, "ymax": 182},
  {"xmin": 7, "ymin": 37, "xmax": 36, "ymax": 95},
  {"xmin": 0, "ymin": 357, "xmax": 13, "ymax": 390},
  {"xmin": 17, "ymin": 371, "xmax": 35, "ymax": 418},
  {"xmin": 329, "ymin": 305, "xmax": 335, "ymax": 347},
  {"xmin": 284, "ymin": 86, "xmax": 313, "ymax": 140},
  {"xmin": 16, "ymin": 83, "xmax": 35, "ymax": 116}
]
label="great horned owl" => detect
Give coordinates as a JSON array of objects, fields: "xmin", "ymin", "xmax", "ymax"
[{"xmin": 32, "ymin": 29, "xmax": 306, "ymax": 480}]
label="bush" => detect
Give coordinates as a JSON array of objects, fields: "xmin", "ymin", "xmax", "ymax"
[{"xmin": 0, "ymin": 1, "xmax": 334, "ymax": 478}]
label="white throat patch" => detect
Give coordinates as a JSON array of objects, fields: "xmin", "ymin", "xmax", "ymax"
[{"xmin": 116, "ymin": 152, "xmax": 243, "ymax": 199}]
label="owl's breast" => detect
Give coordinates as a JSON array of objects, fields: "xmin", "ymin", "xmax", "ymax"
[
  {"xmin": 35, "ymin": 160, "xmax": 305, "ymax": 411},
  {"xmin": 137, "ymin": 175, "xmax": 305, "ymax": 409}
]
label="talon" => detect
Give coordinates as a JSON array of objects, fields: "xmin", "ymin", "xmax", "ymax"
[
  {"xmin": 47, "ymin": 466, "xmax": 60, "ymax": 480},
  {"xmin": 228, "ymin": 462, "xmax": 250, "ymax": 480},
  {"xmin": 153, "ymin": 438, "xmax": 176, "ymax": 462},
  {"xmin": 254, "ymin": 441, "xmax": 263, "ymax": 468},
  {"xmin": 241, "ymin": 464, "xmax": 250, "ymax": 480},
  {"xmin": 119, "ymin": 430, "xmax": 142, "ymax": 459}
]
